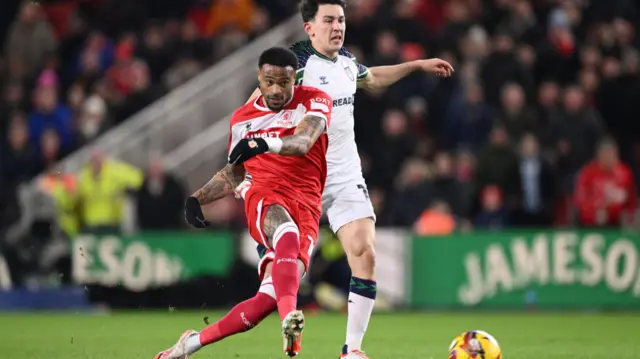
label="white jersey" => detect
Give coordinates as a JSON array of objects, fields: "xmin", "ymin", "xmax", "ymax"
[{"xmin": 290, "ymin": 40, "xmax": 369, "ymax": 188}]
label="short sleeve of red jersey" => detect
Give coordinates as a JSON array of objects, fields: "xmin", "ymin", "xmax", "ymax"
[
  {"xmin": 228, "ymin": 109, "xmax": 247, "ymax": 158},
  {"xmin": 302, "ymin": 89, "xmax": 333, "ymax": 131}
]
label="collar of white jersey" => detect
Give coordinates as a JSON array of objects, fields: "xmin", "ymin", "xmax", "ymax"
[{"xmin": 253, "ymin": 86, "xmax": 295, "ymax": 112}]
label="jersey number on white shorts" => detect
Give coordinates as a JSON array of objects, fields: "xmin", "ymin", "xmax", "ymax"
[{"xmin": 357, "ymin": 184, "xmax": 370, "ymax": 199}]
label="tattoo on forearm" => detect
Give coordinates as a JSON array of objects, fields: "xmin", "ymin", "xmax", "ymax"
[
  {"xmin": 279, "ymin": 115, "xmax": 326, "ymax": 156},
  {"xmin": 263, "ymin": 204, "xmax": 293, "ymax": 246},
  {"xmin": 193, "ymin": 164, "xmax": 245, "ymax": 205}
]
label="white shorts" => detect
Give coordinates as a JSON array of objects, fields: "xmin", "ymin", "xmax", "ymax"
[{"xmin": 322, "ymin": 182, "xmax": 376, "ymax": 233}]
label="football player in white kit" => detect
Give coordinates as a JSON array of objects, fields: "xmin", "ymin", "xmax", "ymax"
[{"xmin": 244, "ymin": 1, "xmax": 453, "ymax": 358}]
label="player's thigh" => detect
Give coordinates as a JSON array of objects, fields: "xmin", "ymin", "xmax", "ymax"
[
  {"xmin": 256, "ymin": 205, "xmax": 319, "ymax": 279},
  {"xmin": 326, "ymin": 182, "xmax": 376, "ymax": 233},
  {"xmin": 262, "ymin": 204, "xmax": 298, "ymax": 248},
  {"xmin": 245, "ymin": 191, "xmax": 296, "ymax": 249},
  {"xmin": 295, "ymin": 207, "xmax": 321, "ymax": 272},
  {"xmin": 337, "ymin": 217, "xmax": 376, "ymax": 259}
]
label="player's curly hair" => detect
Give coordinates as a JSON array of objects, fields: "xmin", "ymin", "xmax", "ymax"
[
  {"xmin": 300, "ymin": 0, "xmax": 347, "ymax": 22},
  {"xmin": 258, "ymin": 47, "xmax": 299, "ymax": 70}
]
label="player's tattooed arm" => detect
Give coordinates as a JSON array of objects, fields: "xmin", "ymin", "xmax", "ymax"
[
  {"xmin": 278, "ymin": 115, "xmax": 326, "ymax": 156},
  {"xmin": 263, "ymin": 204, "xmax": 294, "ymax": 245},
  {"xmin": 192, "ymin": 163, "xmax": 245, "ymax": 205}
]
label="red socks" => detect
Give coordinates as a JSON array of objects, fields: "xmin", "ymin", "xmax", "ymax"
[
  {"xmin": 271, "ymin": 227, "xmax": 301, "ymax": 320},
  {"xmin": 199, "ymin": 224, "xmax": 302, "ymax": 348},
  {"xmin": 199, "ymin": 292, "xmax": 277, "ymax": 345}
]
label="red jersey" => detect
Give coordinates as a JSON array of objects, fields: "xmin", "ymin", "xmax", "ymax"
[
  {"xmin": 228, "ymin": 85, "xmax": 332, "ymax": 216},
  {"xmin": 575, "ymin": 161, "xmax": 637, "ymax": 226}
]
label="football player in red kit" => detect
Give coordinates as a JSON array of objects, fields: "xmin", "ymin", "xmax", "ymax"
[{"xmin": 154, "ymin": 47, "xmax": 332, "ymax": 359}]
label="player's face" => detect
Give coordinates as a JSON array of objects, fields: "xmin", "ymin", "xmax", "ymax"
[
  {"xmin": 258, "ymin": 65, "xmax": 296, "ymax": 111},
  {"xmin": 306, "ymin": 5, "xmax": 345, "ymax": 54}
]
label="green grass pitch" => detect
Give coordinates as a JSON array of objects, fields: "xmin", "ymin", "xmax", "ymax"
[{"xmin": 0, "ymin": 311, "xmax": 638, "ymax": 359}]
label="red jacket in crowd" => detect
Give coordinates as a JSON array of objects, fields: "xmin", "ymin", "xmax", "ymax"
[{"xmin": 575, "ymin": 161, "xmax": 637, "ymax": 226}]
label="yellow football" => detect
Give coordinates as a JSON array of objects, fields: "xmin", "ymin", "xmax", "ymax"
[{"xmin": 448, "ymin": 330, "xmax": 502, "ymax": 359}]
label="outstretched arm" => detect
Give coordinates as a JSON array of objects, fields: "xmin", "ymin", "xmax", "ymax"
[
  {"xmin": 192, "ymin": 163, "xmax": 246, "ymax": 205},
  {"xmin": 358, "ymin": 58, "xmax": 454, "ymax": 90},
  {"xmin": 267, "ymin": 115, "xmax": 326, "ymax": 156}
]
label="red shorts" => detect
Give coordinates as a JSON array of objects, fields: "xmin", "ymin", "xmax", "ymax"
[{"xmin": 244, "ymin": 188, "xmax": 320, "ymax": 280}]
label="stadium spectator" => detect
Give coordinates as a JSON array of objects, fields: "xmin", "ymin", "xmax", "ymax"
[
  {"xmin": 77, "ymin": 149, "xmax": 143, "ymax": 233},
  {"xmin": 427, "ymin": 152, "xmax": 467, "ymax": 218},
  {"xmin": 66, "ymin": 82, "xmax": 86, "ymax": 114},
  {"xmin": 387, "ymin": 158, "xmax": 432, "ymax": 227},
  {"xmin": 175, "ymin": 19, "xmax": 212, "ymax": 63},
  {"xmin": 28, "ymin": 72, "xmax": 74, "ymax": 151},
  {"xmin": 474, "ymin": 126, "xmax": 518, "ymax": 200},
  {"xmin": 1, "ymin": 113, "xmax": 39, "ymax": 186},
  {"xmin": 38, "ymin": 127, "xmax": 64, "ymax": 172},
  {"xmin": 375, "ymin": 109, "xmax": 415, "ymax": 190},
  {"xmin": 575, "ymin": 138, "xmax": 637, "ymax": 228},
  {"xmin": 548, "ymin": 86, "xmax": 605, "ymax": 174},
  {"xmin": 136, "ymin": 23, "xmax": 175, "ymax": 82},
  {"xmin": 39, "ymin": 171, "xmax": 80, "ymax": 238},
  {"xmin": 106, "ymin": 36, "xmax": 137, "ymax": 98},
  {"xmin": 113, "ymin": 59, "xmax": 162, "ymax": 123},
  {"xmin": 76, "ymin": 94, "xmax": 110, "ymax": 146},
  {"xmin": 496, "ymin": 82, "xmax": 537, "ymax": 142},
  {"xmin": 135, "ymin": 158, "xmax": 186, "ymax": 230},
  {"xmin": 444, "ymin": 82, "xmax": 493, "ymax": 151},
  {"xmin": 5, "ymin": 1, "xmax": 57, "ymax": 81},
  {"xmin": 0, "ymin": 81, "xmax": 26, "ymax": 136},
  {"xmin": 480, "ymin": 31, "xmax": 534, "ymax": 108},
  {"xmin": 474, "ymin": 185, "xmax": 508, "ymax": 230},
  {"xmin": 507, "ymin": 133, "xmax": 555, "ymax": 227},
  {"xmin": 205, "ymin": 0, "xmax": 256, "ymax": 37},
  {"xmin": 414, "ymin": 200, "xmax": 456, "ymax": 236},
  {"xmin": 2, "ymin": 0, "xmax": 640, "ymax": 235}
]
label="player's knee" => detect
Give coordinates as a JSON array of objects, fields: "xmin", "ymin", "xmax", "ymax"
[
  {"xmin": 258, "ymin": 276, "xmax": 276, "ymax": 299},
  {"xmin": 339, "ymin": 219, "xmax": 376, "ymax": 265},
  {"xmin": 351, "ymin": 237, "xmax": 376, "ymax": 267},
  {"xmin": 297, "ymin": 259, "xmax": 306, "ymax": 277},
  {"xmin": 264, "ymin": 205, "xmax": 299, "ymax": 248},
  {"xmin": 262, "ymin": 258, "xmax": 307, "ymax": 283},
  {"xmin": 271, "ymin": 221, "xmax": 300, "ymax": 249},
  {"xmin": 263, "ymin": 262, "xmax": 273, "ymax": 279},
  {"xmin": 262, "ymin": 259, "xmax": 306, "ymax": 281}
]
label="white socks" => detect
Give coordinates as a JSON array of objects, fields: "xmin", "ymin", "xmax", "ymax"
[{"xmin": 344, "ymin": 276, "xmax": 377, "ymax": 352}]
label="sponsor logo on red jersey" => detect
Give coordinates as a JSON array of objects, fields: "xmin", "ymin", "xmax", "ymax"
[
  {"xmin": 277, "ymin": 111, "xmax": 293, "ymax": 127},
  {"xmin": 310, "ymin": 97, "xmax": 330, "ymax": 112}
]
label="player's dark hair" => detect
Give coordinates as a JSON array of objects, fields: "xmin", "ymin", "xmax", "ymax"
[
  {"xmin": 258, "ymin": 47, "xmax": 298, "ymax": 70},
  {"xmin": 300, "ymin": 0, "xmax": 347, "ymax": 22}
]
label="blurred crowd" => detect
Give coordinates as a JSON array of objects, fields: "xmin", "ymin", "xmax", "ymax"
[
  {"xmin": 2, "ymin": 0, "xmax": 640, "ymax": 252},
  {"xmin": 0, "ymin": 0, "xmax": 294, "ymax": 284},
  {"xmin": 344, "ymin": 0, "xmax": 640, "ymax": 233}
]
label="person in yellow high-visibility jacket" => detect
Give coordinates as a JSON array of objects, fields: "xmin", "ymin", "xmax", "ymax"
[
  {"xmin": 77, "ymin": 150, "xmax": 143, "ymax": 232},
  {"xmin": 39, "ymin": 172, "xmax": 80, "ymax": 238}
]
